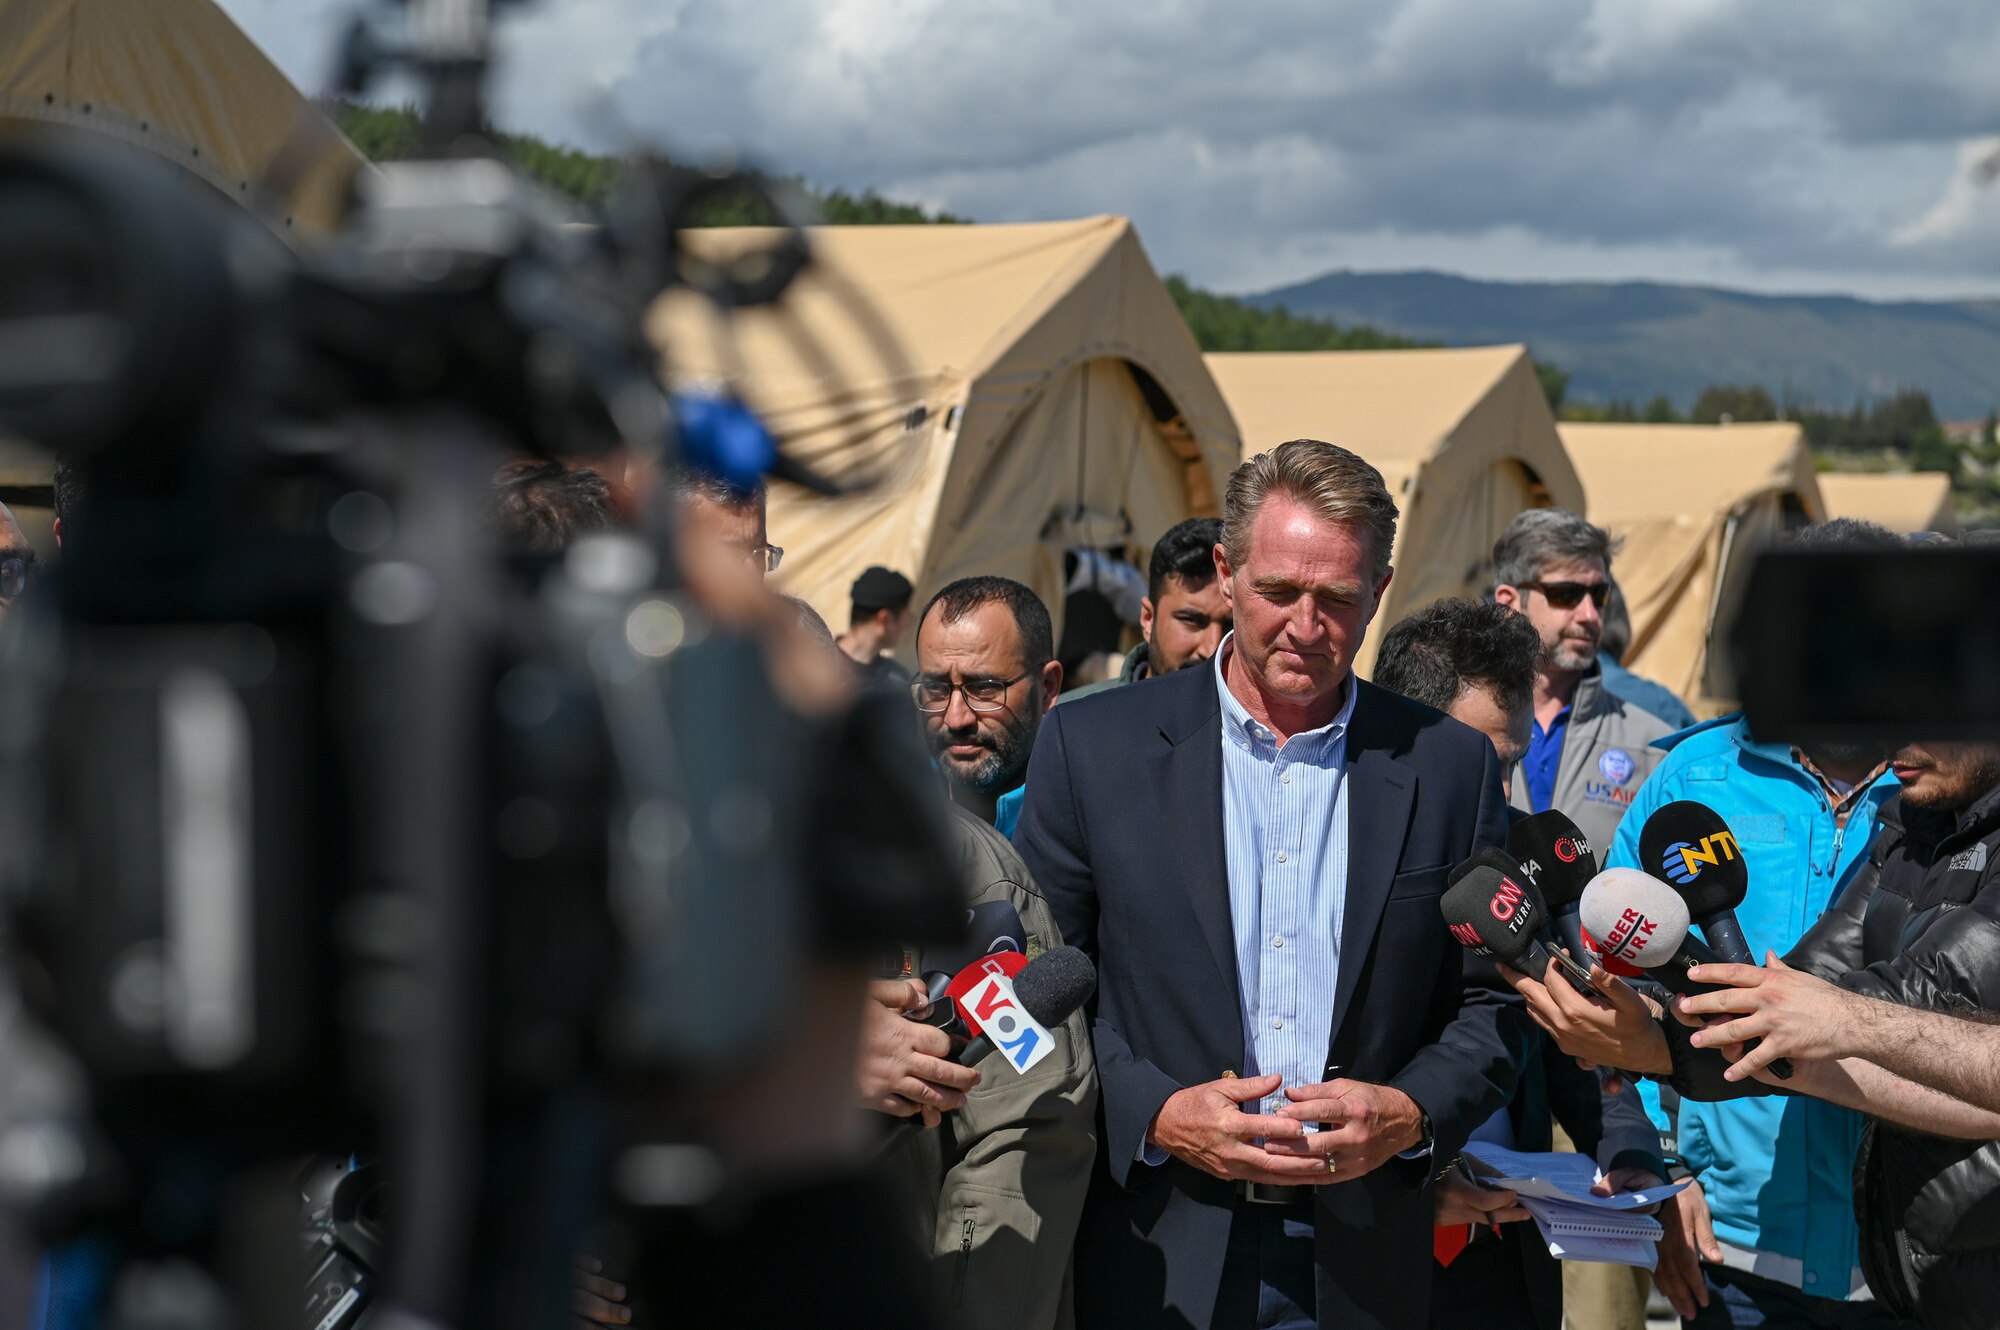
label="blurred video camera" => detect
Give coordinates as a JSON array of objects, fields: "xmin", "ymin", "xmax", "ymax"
[{"xmin": 0, "ymin": 2, "xmax": 959, "ymax": 1326}]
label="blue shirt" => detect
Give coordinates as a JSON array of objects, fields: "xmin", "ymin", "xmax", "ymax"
[
  {"xmin": 994, "ymin": 784, "xmax": 1024, "ymax": 839},
  {"xmin": 1613, "ymin": 715, "xmax": 1896, "ymax": 1297},
  {"xmin": 1214, "ymin": 636, "xmax": 1356, "ymax": 1123},
  {"xmin": 1522, "ymin": 705, "xmax": 1571, "ymax": 814}
]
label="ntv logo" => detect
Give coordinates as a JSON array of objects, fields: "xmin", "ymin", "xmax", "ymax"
[{"xmin": 1661, "ymin": 831, "xmax": 1740, "ymax": 886}]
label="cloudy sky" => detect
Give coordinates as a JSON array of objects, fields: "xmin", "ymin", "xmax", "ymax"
[{"xmin": 217, "ymin": 0, "xmax": 2000, "ymax": 300}]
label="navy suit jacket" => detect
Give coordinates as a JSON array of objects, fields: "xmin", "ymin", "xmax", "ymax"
[{"xmin": 1014, "ymin": 664, "xmax": 1529, "ymax": 1330}]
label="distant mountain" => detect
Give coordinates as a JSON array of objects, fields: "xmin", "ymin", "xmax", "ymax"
[{"xmin": 1245, "ymin": 270, "xmax": 2000, "ymax": 420}]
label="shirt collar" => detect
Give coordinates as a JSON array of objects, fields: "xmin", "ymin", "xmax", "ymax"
[{"xmin": 1212, "ymin": 631, "xmax": 1358, "ymax": 756}]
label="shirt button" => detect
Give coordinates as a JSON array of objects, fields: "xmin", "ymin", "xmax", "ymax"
[
  {"xmin": 1276, "ymin": 852, "xmax": 1288, "ymax": 863},
  {"xmin": 1272, "ymin": 935, "xmax": 1285, "ymax": 948},
  {"xmin": 1804, "ymin": 1273, "xmax": 1818, "ymax": 1286},
  {"xmin": 1280, "ymin": 773, "xmax": 1291, "ymax": 784},
  {"xmin": 1271, "ymin": 1017, "xmax": 1284, "ymax": 1030}
]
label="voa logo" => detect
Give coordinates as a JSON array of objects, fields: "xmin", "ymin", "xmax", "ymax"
[{"xmin": 961, "ymin": 968, "xmax": 1056, "ymax": 1074}]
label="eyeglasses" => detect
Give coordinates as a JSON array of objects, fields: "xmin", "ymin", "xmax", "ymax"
[
  {"xmin": 749, "ymin": 543, "xmax": 783, "ymax": 574},
  {"xmin": 1518, "ymin": 580, "xmax": 1609, "ymax": 610},
  {"xmin": 0, "ymin": 554, "xmax": 34, "ymax": 599},
  {"xmin": 912, "ymin": 672, "xmax": 1031, "ymax": 713}
]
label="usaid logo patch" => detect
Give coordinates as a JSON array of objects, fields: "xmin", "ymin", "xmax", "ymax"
[
  {"xmin": 1599, "ymin": 749, "xmax": 1635, "ymax": 785},
  {"xmin": 960, "ymin": 972, "xmax": 1055, "ymax": 1074}
]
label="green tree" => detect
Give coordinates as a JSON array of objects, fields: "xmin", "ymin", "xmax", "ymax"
[
  {"xmin": 1641, "ymin": 395, "xmax": 1682, "ymax": 423},
  {"xmin": 1690, "ymin": 383, "xmax": 1778, "ymax": 424}
]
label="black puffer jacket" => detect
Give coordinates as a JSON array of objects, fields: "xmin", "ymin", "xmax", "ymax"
[{"xmin": 1667, "ymin": 782, "xmax": 2000, "ymax": 1330}]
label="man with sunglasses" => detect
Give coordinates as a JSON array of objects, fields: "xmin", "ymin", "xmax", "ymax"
[
  {"xmin": 1491, "ymin": 509, "xmax": 1677, "ymax": 857},
  {"xmin": 0, "ymin": 502, "xmax": 35, "ymax": 624},
  {"xmin": 913, "ymin": 576, "xmax": 1063, "ymax": 833}
]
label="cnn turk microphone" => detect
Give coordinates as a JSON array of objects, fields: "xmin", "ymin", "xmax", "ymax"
[
  {"xmin": 1441, "ymin": 860, "xmax": 1585, "ymax": 984},
  {"xmin": 1639, "ymin": 801, "xmax": 1755, "ymax": 965},
  {"xmin": 874, "ymin": 946, "xmax": 1097, "ymax": 1156},
  {"xmin": 1579, "ymin": 869, "xmax": 1792, "ymax": 1079},
  {"xmin": 1450, "ymin": 848, "xmax": 1593, "ymax": 988},
  {"xmin": 1506, "ymin": 810, "xmax": 1599, "ymax": 969}
]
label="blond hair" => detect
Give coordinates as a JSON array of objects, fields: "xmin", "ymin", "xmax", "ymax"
[{"xmin": 1223, "ymin": 439, "xmax": 1398, "ymax": 581}]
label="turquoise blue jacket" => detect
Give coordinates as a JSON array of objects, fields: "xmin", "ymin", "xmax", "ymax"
[{"xmin": 1609, "ymin": 714, "xmax": 1898, "ymax": 1293}]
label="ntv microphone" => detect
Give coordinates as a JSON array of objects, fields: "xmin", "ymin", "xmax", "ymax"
[
  {"xmin": 874, "ymin": 946, "xmax": 1097, "ymax": 1156},
  {"xmin": 1507, "ymin": 810, "xmax": 1599, "ymax": 970},
  {"xmin": 1441, "ymin": 855, "xmax": 1592, "ymax": 986},
  {"xmin": 1579, "ymin": 869, "xmax": 1793, "ymax": 1080},
  {"xmin": 1639, "ymin": 801, "xmax": 1755, "ymax": 966}
]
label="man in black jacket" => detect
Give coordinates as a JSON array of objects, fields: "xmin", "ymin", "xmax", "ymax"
[{"xmin": 1529, "ymin": 740, "xmax": 2000, "ymax": 1330}]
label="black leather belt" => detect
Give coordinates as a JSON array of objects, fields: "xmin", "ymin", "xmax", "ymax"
[{"xmin": 1236, "ymin": 1180, "xmax": 1314, "ymax": 1208}]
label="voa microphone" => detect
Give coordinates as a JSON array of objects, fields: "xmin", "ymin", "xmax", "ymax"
[{"xmin": 1506, "ymin": 810, "xmax": 1599, "ymax": 969}]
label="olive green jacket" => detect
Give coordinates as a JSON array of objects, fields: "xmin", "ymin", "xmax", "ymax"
[{"xmin": 890, "ymin": 807, "xmax": 1099, "ymax": 1330}]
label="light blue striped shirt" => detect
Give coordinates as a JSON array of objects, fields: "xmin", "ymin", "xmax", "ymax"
[{"xmin": 1215, "ymin": 634, "xmax": 1355, "ymax": 1124}]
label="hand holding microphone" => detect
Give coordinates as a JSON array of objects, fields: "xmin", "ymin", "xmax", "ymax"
[
  {"xmin": 1635, "ymin": 801, "xmax": 1795, "ymax": 1080},
  {"xmin": 872, "ymin": 946, "xmax": 1096, "ymax": 1157},
  {"xmin": 1580, "ymin": 868, "xmax": 1792, "ymax": 1079}
]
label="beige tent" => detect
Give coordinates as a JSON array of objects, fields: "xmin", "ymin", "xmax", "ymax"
[
  {"xmin": 1559, "ymin": 422, "xmax": 1824, "ymax": 713},
  {"xmin": 0, "ymin": 0, "xmax": 365, "ymax": 237},
  {"xmin": 648, "ymin": 217, "xmax": 1241, "ymax": 650},
  {"xmin": 1205, "ymin": 345, "xmax": 1584, "ymax": 675},
  {"xmin": 1817, "ymin": 471, "xmax": 1959, "ymax": 536}
]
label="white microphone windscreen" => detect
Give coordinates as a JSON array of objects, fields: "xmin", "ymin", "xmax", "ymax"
[{"xmin": 1578, "ymin": 868, "xmax": 1692, "ymax": 968}]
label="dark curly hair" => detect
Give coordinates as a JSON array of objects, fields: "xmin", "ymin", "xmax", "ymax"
[
  {"xmin": 488, "ymin": 460, "xmax": 615, "ymax": 554},
  {"xmin": 1374, "ymin": 597, "xmax": 1539, "ymax": 722},
  {"xmin": 916, "ymin": 576, "xmax": 1054, "ymax": 671},
  {"xmin": 1148, "ymin": 516, "xmax": 1223, "ymax": 602}
]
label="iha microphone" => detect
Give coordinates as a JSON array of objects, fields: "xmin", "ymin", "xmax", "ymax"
[
  {"xmin": 1450, "ymin": 848, "xmax": 1594, "ymax": 988},
  {"xmin": 1639, "ymin": 801, "xmax": 1755, "ymax": 966},
  {"xmin": 1506, "ymin": 810, "xmax": 1599, "ymax": 968},
  {"xmin": 1579, "ymin": 869, "xmax": 1792, "ymax": 1079},
  {"xmin": 875, "ymin": 947, "xmax": 1097, "ymax": 1155}
]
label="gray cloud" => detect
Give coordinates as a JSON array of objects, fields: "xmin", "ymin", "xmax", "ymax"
[{"xmin": 216, "ymin": 0, "xmax": 2000, "ymax": 298}]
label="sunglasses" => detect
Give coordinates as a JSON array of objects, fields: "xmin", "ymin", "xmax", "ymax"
[{"xmin": 1518, "ymin": 580, "xmax": 1609, "ymax": 611}]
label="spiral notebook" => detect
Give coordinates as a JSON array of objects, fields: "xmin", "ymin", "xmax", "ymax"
[{"xmin": 1459, "ymin": 1141, "xmax": 1685, "ymax": 1269}]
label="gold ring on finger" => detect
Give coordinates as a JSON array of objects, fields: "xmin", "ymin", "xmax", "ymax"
[{"xmin": 1325, "ymin": 1154, "xmax": 1338, "ymax": 1175}]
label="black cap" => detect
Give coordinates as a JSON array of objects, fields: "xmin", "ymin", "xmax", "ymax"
[{"xmin": 850, "ymin": 566, "xmax": 914, "ymax": 611}]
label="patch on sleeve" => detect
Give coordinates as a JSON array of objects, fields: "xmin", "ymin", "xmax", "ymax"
[{"xmin": 1948, "ymin": 842, "xmax": 1990, "ymax": 874}]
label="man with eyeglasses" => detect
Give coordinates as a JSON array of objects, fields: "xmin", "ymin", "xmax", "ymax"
[
  {"xmin": 1489, "ymin": 508, "xmax": 1679, "ymax": 1330},
  {"xmin": 0, "ymin": 502, "xmax": 36, "ymax": 624},
  {"xmin": 912, "ymin": 576, "xmax": 1062, "ymax": 834},
  {"xmin": 1490, "ymin": 509, "xmax": 1677, "ymax": 857},
  {"xmin": 672, "ymin": 468, "xmax": 783, "ymax": 577}
]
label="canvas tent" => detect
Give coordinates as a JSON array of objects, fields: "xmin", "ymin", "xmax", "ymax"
[
  {"xmin": 0, "ymin": 0, "xmax": 365, "ymax": 237},
  {"xmin": 648, "ymin": 217, "xmax": 1241, "ymax": 652},
  {"xmin": 1559, "ymin": 422, "xmax": 1824, "ymax": 713},
  {"xmin": 0, "ymin": 0, "xmax": 368, "ymax": 554},
  {"xmin": 1817, "ymin": 472, "xmax": 1959, "ymax": 536},
  {"xmin": 1205, "ymin": 345, "xmax": 1584, "ymax": 676}
]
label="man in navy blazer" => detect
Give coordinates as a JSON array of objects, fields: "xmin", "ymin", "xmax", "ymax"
[{"xmin": 1015, "ymin": 440, "xmax": 1529, "ymax": 1329}]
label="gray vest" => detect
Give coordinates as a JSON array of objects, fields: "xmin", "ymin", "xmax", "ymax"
[{"xmin": 1508, "ymin": 664, "xmax": 1676, "ymax": 856}]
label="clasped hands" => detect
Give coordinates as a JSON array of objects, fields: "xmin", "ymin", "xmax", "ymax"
[{"xmin": 1145, "ymin": 1073, "xmax": 1425, "ymax": 1186}]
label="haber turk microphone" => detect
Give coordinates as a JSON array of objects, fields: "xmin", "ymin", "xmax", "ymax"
[
  {"xmin": 1449, "ymin": 848, "xmax": 1594, "ymax": 988},
  {"xmin": 1579, "ymin": 869, "xmax": 1791, "ymax": 1078},
  {"xmin": 1639, "ymin": 801, "xmax": 1755, "ymax": 966},
  {"xmin": 1506, "ymin": 810, "xmax": 1598, "ymax": 968},
  {"xmin": 875, "ymin": 946, "xmax": 1097, "ymax": 1156}
]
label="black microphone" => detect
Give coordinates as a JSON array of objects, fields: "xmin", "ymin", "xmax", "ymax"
[
  {"xmin": 873, "ymin": 946, "xmax": 1097, "ymax": 1157},
  {"xmin": 1507, "ymin": 810, "xmax": 1599, "ymax": 968},
  {"xmin": 1639, "ymin": 801, "xmax": 1755, "ymax": 965},
  {"xmin": 1450, "ymin": 848, "xmax": 1594, "ymax": 988},
  {"xmin": 1441, "ymin": 860, "xmax": 1579, "ymax": 986},
  {"xmin": 1579, "ymin": 869, "xmax": 1791, "ymax": 1078},
  {"xmin": 910, "ymin": 901, "xmax": 1028, "ymax": 1027}
]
